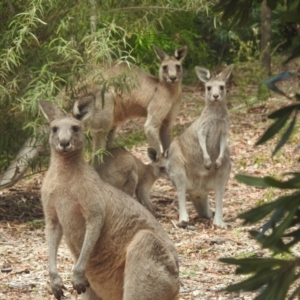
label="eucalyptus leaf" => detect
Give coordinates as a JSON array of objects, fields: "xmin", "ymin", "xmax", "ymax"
[
  {"xmin": 235, "ymin": 174, "xmax": 270, "ymax": 187},
  {"xmin": 256, "ymin": 114, "xmax": 290, "ymax": 146},
  {"xmin": 268, "ymin": 104, "xmax": 299, "ymax": 119}
]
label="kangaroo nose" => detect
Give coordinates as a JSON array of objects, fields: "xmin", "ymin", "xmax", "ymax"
[
  {"xmin": 213, "ymin": 94, "xmax": 219, "ymax": 100},
  {"xmin": 60, "ymin": 141, "xmax": 70, "ymax": 149},
  {"xmin": 169, "ymin": 76, "xmax": 177, "ymax": 82}
]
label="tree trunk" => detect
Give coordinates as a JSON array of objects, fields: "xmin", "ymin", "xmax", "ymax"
[
  {"xmin": 89, "ymin": 0, "xmax": 97, "ymax": 34},
  {"xmin": 260, "ymin": 0, "xmax": 272, "ymax": 75},
  {"xmin": 0, "ymin": 126, "xmax": 48, "ymax": 190}
]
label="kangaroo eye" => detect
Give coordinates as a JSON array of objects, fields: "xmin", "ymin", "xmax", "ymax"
[
  {"xmin": 207, "ymin": 86, "xmax": 211, "ymax": 91},
  {"xmin": 163, "ymin": 65, "xmax": 168, "ymax": 71},
  {"xmin": 159, "ymin": 167, "xmax": 165, "ymax": 172},
  {"xmin": 72, "ymin": 126, "xmax": 80, "ymax": 132},
  {"xmin": 52, "ymin": 126, "xmax": 58, "ymax": 133},
  {"xmin": 176, "ymin": 65, "xmax": 181, "ymax": 71},
  {"xmin": 220, "ymin": 85, "xmax": 224, "ymax": 91}
]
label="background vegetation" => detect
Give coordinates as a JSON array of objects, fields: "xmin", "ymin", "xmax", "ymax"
[
  {"xmin": 1, "ymin": 0, "xmax": 299, "ymax": 174},
  {"xmin": 215, "ymin": 0, "xmax": 300, "ymax": 299},
  {"xmin": 1, "ymin": 0, "xmax": 300, "ymax": 298}
]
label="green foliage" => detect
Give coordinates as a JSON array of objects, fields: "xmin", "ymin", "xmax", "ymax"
[
  {"xmin": 221, "ymin": 173, "xmax": 300, "ymax": 299},
  {"xmin": 232, "ymin": 61, "xmax": 268, "ymax": 104},
  {"xmin": 219, "ymin": 55, "xmax": 300, "ymax": 300},
  {"xmin": 1, "ymin": 0, "xmax": 299, "ymax": 178},
  {"xmin": 256, "ymin": 102, "xmax": 300, "ymax": 155},
  {"xmin": 216, "ymin": 4, "xmax": 300, "ymax": 296},
  {"xmin": 215, "ymin": 0, "xmax": 300, "ymax": 62},
  {"xmin": 113, "ymin": 128, "xmax": 146, "ymax": 149},
  {"xmin": 0, "ymin": 2, "xmax": 133, "ymax": 171},
  {"xmin": 256, "ymin": 82, "xmax": 270, "ymax": 101},
  {"xmin": 28, "ymin": 220, "xmax": 45, "ymax": 228},
  {"xmin": 219, "ymin": 257, "xmax": 298, "ymax": 299}
]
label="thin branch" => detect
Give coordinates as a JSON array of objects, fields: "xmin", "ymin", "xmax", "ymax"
[
  {"xmin": 271, "ymin": 40, "xmax": 287, "ymax": 56},
  {"xmin": 0, "ymin": 168, "xmax": 47, "ymax": 190}
]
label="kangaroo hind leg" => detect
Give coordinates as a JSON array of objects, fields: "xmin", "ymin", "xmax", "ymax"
[{"xmin": 123, "ymin": 230, "xmax": 179, "ymax": 300}]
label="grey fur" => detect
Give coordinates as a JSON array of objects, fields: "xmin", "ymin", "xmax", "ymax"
[
  {"xmin": 39, "ymin": 100, "xmax": 180, "ymax": 300},
  {"xmin": 164, "ymin": 65, "xmax": 234, "ymax": 228}
]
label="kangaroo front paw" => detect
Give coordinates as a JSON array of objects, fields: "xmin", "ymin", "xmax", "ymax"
[
  {"xmin": 72, "ymin": 271, "xmax": 90, "ymax": 295},
  {"xmin": 204, "ymin": 158, "xmax": 212, "ymax": 170},
  {"xmin": 215, "ymin": 162, "xmax": 221, "ymax": 170},
  {"xmin": 50, "ymin": 274, "xmax": 66, "ymax": 300},
  {"xmin": 215, "ymin": 158, "xmax": 222, "ymax": 170}
]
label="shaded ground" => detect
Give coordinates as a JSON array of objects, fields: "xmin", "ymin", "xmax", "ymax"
[{"xmin": 1, "ymin": 78, "xmax": 300, "ymax": 299}]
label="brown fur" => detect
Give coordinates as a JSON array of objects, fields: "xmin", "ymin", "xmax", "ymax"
[
  {"xmin": 72, "ymin": 45, "xmax": 188, "ymax": 157},
  {"xmin": 164, "ymin": 65, "xmax": 234, "ymax": 228},
  {"xmin": 39, "ymin": 100, "xmax": 179, "ymax": 300},
  {"xmin": 94, "ymin": 147, "xmax": 168, "ymax": 212}
]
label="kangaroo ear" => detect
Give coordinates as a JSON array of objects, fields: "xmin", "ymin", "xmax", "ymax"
[
  {"xmin": 153, "ymin": 45, "xmax": 167, "ymax": 61},
  {"xmin": 216, "ymin": 64, "xmax": 234, "ymax": 82},
  {"xmin": 195, "ymin": 66, "xmax": 211, "ymax": 83},
  {"xmin": 174, "ymin": 46, "xmax": 188, "ymax": 61},
  {"xmin": 147, "ymin": 148, "xmax": 158, "ymax": 162},
  {"xmin": 73, "ymin": 94, "xmax": 95, "ymax": 121},
  {"xmin": 39, "ymin": 100, "xmax": 64, "ymax": 123}
]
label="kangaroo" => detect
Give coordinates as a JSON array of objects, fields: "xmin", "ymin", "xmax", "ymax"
[
  {"xmin": 39, "ymin": 100, "xmax": 179, "ymax": 300},
  {"xmin": 164, "ymin": 65, "xmax": 233, "ymax": 228},
  {"xmin": 94, "ymin": 147, "xmax": 168, "ymax": 212},
  {"xmin": 73, "ymin": 45, "xmax": 188, "ymax": 157}
]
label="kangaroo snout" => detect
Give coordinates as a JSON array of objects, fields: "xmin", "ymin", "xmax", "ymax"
[
  {"xmin": 169, "ymin": 76, "xmax": 178, "ymax": 83},
  {"xmin": 212, "ymin": 94, "xmax": 220, "ymax": 100},
  {"xmin": 58, "ymin": 140, "xmax": 71, "ymax": 151}
]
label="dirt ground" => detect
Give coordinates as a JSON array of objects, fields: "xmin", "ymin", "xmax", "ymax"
[{"xmin": 1, "ymin": 78, "xmax": 299, "ymax": 299}]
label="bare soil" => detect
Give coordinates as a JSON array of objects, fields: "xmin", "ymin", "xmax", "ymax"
[{"xmin": 1, "ymin": 80, "xmax": 299, "ymax": 300}]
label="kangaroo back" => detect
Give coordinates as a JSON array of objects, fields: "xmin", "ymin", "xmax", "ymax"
[
  {"xmin": 72, "ymin": 45, "xmax": 188, "ymax": 156},
  {"xmin": 94, "ymin": 147, "xmax": 167, "ymax": 212}
]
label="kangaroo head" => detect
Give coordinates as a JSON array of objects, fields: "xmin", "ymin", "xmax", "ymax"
[
  {"xmin": 153, "ymin": 45, "xmax": 188, "ymax": 83},
  {"xmin": 195, "ymin": 64, "xmax": 234, "ymax": 104},
  {"xmin": 39, "ymin": 100, "xmax": 85, "ymax": 154},
  {"xmin": 147, "ymin": 148, "xmax": 169, "ymax": 179}
]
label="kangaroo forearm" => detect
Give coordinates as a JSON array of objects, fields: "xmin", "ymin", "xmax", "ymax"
[
  {"xmin": 160, "ymin": 127, "xmax": 172, "ymax": 153},
  {"xmin": 73, "ymin": 221, "xmax": 102, "ymax": 273},
  {"xmin": 198, "ymin": 135, "xmax": 210, "ymax": 160},
  {"xmin": 145, "ymin": 127, "xmax": 162, "ymax": 156},
  {"xmin": 218, "ymin": 134, "xmax": 228, "ymax": 160},
  {"xmin": 46, "ymin": 222, "xmax": 63, "ymax": 276}
]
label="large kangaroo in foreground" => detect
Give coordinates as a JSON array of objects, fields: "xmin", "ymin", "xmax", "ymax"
[
  {"xmin": 39, "ymin": 100, "xmax": 179, "ymax": 300},
  {"xmin": 95, "ymin": 147, "xmax": 168, "ymax": 212},
  {"xmin": 73, "ymin": 45, "xmax": 188, "ymax": 157},
  {"xmin": 164, "ymin": 65, "xmax": 233, "ymax": 228}
]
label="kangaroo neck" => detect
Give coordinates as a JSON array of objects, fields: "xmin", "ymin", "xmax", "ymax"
[
  {"xmin": 50, "ymin": 150, "xmax": 84, "ymax": 172},
  {"xmin": 160, "ymin": 79, "xmax": 181, "ymax": 93},
  {"xmin": 205, "ymin": 99, "xmax": 228, "ymax": 114}
]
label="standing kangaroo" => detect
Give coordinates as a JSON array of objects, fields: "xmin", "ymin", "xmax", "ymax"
[
  {"xmin": 39, "ymin": 100, "xmax": 179, "ymax": 300},
  {"xmin": 73, "ymin": 45, "xmax": 188, "ymax": 157},
  {"xmin": 164, "ymin": 65, "xmax": 233, "ymax": 228},
  {"xmin": 94, "ymin": 147, "xmax": 168, "ymax": 212}
]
